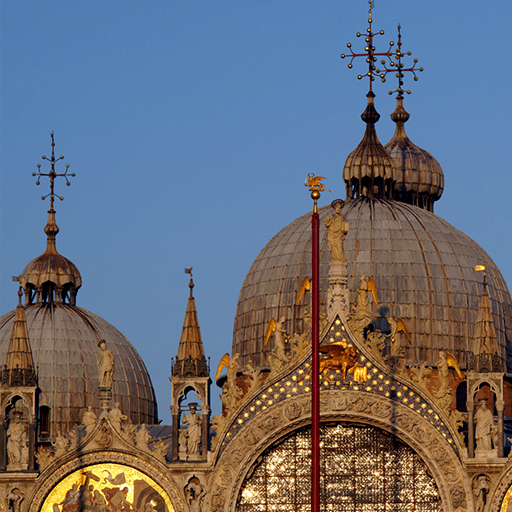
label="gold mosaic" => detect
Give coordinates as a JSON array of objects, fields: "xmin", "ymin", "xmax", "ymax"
[
  {"xmin": 41, "ymin": 462, "xmax": 174, "ymax": 512},
  {"xmin": 238, "ymin": 424, "xmax": 441, "ymax": 511}
]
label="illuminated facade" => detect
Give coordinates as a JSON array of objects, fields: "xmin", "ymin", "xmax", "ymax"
[{"xmin": 5, "ymin": 8, "xmax": 512, "ymax": 512}]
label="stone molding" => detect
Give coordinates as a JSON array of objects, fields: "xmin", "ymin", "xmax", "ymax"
[{"xmin": 207, "ymin": 391, "xmax": 472, "ymax": 512}]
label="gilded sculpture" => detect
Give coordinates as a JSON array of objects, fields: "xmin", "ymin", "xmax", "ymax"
[
  {"xmin": 215, "ymin": 353, "xmax": 244, "ymax": 416},
  {"xmin": 265, "ymin": 317, "xmax": 291, "ymax": 375}
]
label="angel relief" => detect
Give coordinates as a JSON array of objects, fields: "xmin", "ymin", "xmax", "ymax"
[{"xmin": 41, "ymin": 463, "xmax": 173, "ymax": 512}]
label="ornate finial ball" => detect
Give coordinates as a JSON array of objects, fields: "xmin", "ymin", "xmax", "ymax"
[{"xmin": 311, "ymin": 190, "xmax": 321, "ymax": 201}]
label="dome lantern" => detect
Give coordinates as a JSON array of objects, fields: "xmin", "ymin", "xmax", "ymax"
[
  {"xmin": 21, "ymin": 133, "xmax": 81, "ymax": 306},
  {"xmin": 343, "ymin": 92, "xmax": 397, "ymax": 200},
  {"xmin": 385, "ymin": 94, "xmax": 444, "ymax": 212}
]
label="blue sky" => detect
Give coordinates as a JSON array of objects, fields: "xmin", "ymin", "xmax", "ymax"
[{"xmin": 2, "ymin": 1, "xmax": 512, "ymax": 421}]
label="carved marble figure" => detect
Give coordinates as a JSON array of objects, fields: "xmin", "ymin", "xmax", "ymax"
[
  {"xmin": 98, "ymin": 339, "xmax": 115, "ymax": 389},
  {"xmin": 186, "ymin": 479, "xmax": 207, "ymax": 512},
  {"xmin": 182, "ymin": 403, "xmax": 202, "ymax": 455},
  {"xmin": 7, "ymin": 416, "xmax": 28, "ymax": 465},
  {"xmin": 325, "ymin": 199, "xmax": 348, "ymax": 262},
  {"xmin": 82, "ymin": 406, "xmax": 97, "ymax": 432},
  {"xmin": 473, "ymin": 475, "xmax": 489, "ymax": 512},
  {"xmin": 475, "ymin": 400, "xmax": 496, "ymax": 451},
  {"xmin": 108, "ymin": 402, "xmax": 127, "ymax": 432},
  {"xmin": 7, "ymin": 489, "xmax": 23, "ymax": 512}
]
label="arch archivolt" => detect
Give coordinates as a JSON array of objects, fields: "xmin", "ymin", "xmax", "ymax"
[
  {"xmin": 28, "ymin": 451, "xmax": 184, "ymax": 512},
  {"xmin": 206, "ymin": 391, "xmax": 472, "ymax": 512},
  {"xmin": 488, "ymin": 461, "xmax": 512, "ymax": 511}
]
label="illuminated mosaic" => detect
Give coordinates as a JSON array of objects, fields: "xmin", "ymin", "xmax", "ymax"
[
  {"xmin": 41, "ymin": 463, "xmax": 174, "ymax": 512},
  {"xmin": 222, "ymin": 317, "xmax": 456, "ymax": 456},
  {"xmin": 238, "ymin": 424, "xmax": 441, "ymax": 511}
]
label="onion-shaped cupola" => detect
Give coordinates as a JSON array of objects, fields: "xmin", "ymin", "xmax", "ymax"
[
  {"xmin": 20, "ymin": 133, "xmax": 81, "ymax": 306},
  {"xmin": 384, "ymin": 94, "xmax": 444, "ymax": 212},
  {"xmin": 343, "ymin": 91, "xmax": 398, "ymax": 200}
]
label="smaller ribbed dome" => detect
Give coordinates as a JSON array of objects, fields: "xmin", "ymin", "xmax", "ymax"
[
  {"xmin": 385, "ymin": 95, "xmax": 444, "ymax": 212},
  {"xmin": 343, "ymin": 91, "xmax": 398, "ymax": 201},
  {"xmin": 20, "ymin": 210, "xmax": 82, "ymax": 306}
]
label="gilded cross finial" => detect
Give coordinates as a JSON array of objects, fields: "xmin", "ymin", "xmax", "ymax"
[
  {"xmin": 340, "ymin": 1, "xmax": 395, "ymax": 92},
  {"xmin": 383, "ymin": 25, "xmax": 423, "ymax": 96},
  {"xmin": 32, "ymin": 132, "xmax": 75, "ymax": 211}
]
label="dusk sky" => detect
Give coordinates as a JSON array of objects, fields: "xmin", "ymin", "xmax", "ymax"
[{"xmin": 2, "ymin": 1, "xmax": 511, "ymax": 421}]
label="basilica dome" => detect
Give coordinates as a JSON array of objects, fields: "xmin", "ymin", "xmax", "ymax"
[
  {"xmin": 233, "ymin": 95, "xmax": 512, "ymax": 372},
  {"xmin": 0, "ymin": 196, "xmax": 157, "ymax": 435},
  {"xmin": 0, "ymin": 304, "xmax": 157, "ymax": 435}
]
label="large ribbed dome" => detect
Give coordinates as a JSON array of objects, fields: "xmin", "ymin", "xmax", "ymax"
[
  {"xmin": 0, "ymin": 303, "xmax": 157, "ymax": 435},
  {"xmin": 232, "ymin": 198, "xmax": 512, "ymax": 370}
]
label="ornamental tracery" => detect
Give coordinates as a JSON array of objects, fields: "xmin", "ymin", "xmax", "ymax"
[{"xmin": 237, "ymin": 423, "xmax": 441, "ymax": 511}]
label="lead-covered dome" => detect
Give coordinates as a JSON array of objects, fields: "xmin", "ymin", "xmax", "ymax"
[
  {"xmin": 0, "ymin": 304, "xmax": 157, "ymax": 435},
  {"xmin": 232, "ymin": 197, "xmax": 512, "ymax": 371}
]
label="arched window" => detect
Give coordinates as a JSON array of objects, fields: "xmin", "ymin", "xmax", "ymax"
[{"xmin": 238, "ymin": 423, "xmax": 441, "ymax": 511}]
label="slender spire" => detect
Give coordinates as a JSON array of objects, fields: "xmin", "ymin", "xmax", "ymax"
[
  {"xmin": 172, "ymin": 269, "xmax": 208, "ymax": 378},
  {"xmin": 473, "ymin": 270, "xmax": 499, "ymax": 357},
  {"xmin": 3, "ymin": 288, "xmax": 37, "ymax": 387},
  {"xmin": 21, "ymin": 134, "xmax": 81, "ymax": 305},
  {"xmin": 383, "ymin": 26, "xmax": 443, "ymax": 212}
]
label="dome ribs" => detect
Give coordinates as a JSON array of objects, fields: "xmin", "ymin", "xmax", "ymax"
[
  {"xmin": 0, "ymin": 304, "xmax": 158, "ymax": 435},
  {"xmin": 232, "ymin": 198, "xmax": 512, "ymax": 373}
]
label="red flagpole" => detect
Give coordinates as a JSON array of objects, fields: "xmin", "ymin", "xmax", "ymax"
[{"xmin": 311, "ymin": 188, "xmax": 320, "ymax": 512}]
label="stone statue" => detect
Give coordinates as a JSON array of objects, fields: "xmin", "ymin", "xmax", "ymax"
[
  {"xmin": 178, "ymin": 429, "xmax": 188, "ymax": 460},
  {"xmin": 475, "ymin": 400, "xmax": 496, "ymax": 451},
  {"xmin": 98, "ymin": 339, "xmax": 115, "ymax": 389},
  {"xmin": 135, "ymin": 424, "xmax": 150, "ymax": 450},
  {"xmin": 267, "ymin": 317, "xmax": 290, "ymax": 375},
  {"xmin": 108, "ymin": 402, "xmax": 127, "ymax": 432},
  {"xmin": 182, "ymin": 403, "xmax": 202, "ymax": 455},
  {"xmin": 217, "ymin": 353, "xmax": 244, "ymax": 417},
  {"xmin": 325, "ymin": 199, "xmax": 348, "ymax": 263},
  {"xmin": 7, "ymin": 415, "xmax": 28, "ymax": 466},
  {"xmin": 7, "ymin": 489, "xmax": 23, "ymax": 512},
  {"xmin": 82, "ymin": 406, "xmax": 97, "ymax": 432},
  {"xmin": 186, "ymin": 478, "xmax": 207, "ymax": 512},
  {"xmin": 52, "ymin": 432, "xmax": 68, "ymax": 458},
  {"xmin": 432, "ymin": 351, "xmax": 463, "ymax": 412},
  {"xmin": 473, "ymin": 475, "xmax": 490, "ymax": 512}
]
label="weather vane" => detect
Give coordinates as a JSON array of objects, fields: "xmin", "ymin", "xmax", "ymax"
[
  {"xmin": 340, "ymin": 0, "xmax": 396, "ymax": 92},
  {"xmin": 383, "ymin": 25, "xmax": 423, "ymax": 96},
  {"xmin": 32, "ymin": 132, "xmax": 75, "ymax": 210}
]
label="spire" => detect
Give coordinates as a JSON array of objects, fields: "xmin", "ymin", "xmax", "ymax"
[
  {"xmin": 21, "ymin": 134, "xmax": 81, "ymax": 306},
  {"xmin": 340, "ymin": 5, "xmax": 398, "ymax": 200},
  {"xmin": 172, "ymin": 269, "xmax": 208, "ymax": 378},
  {"xmin": 473, "ymin": 270, "xmax": 499, "ymax": 357},
  {"xmin": 383, "ymin": 26, "xmax": 443, "ymax": 212},
  {"xmin": 2, "ymin": 288, "xmax": 37, "ymax": 387}
]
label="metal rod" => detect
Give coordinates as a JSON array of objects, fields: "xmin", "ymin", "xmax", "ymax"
[{"xmin": 311, "ymin": 201, "xmax": 320, "ymax": 512}]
